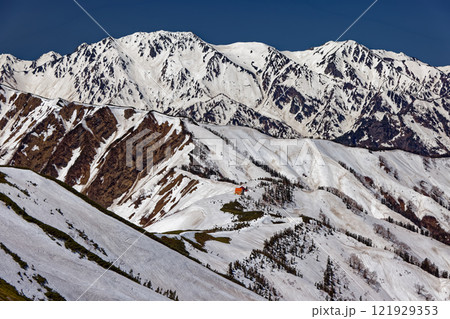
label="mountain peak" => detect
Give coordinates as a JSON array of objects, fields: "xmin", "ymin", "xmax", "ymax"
[
  {"xmin": 118, "ymin": 30, "xmax": 200, "ymax": 43},
  {"xmin": 36, "ymin": 51, "xmax": 61, "ymax": 64}
]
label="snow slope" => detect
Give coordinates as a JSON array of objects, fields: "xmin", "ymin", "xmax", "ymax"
[{"xmin": 0, "ymin": 167, "xmax": 262, "ymax": 301}]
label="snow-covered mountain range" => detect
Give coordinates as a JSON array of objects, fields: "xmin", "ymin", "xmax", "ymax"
[
  {"xmin": 1, "ymin": 83, "xmax": 449, "ymax": 300},
  {"xmin": 1, "ymin": 31, "xmax": 450, "ymax": 156}
]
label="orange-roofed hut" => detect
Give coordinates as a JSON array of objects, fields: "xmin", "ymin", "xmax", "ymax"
[{"xmin": 234, "ymin": 186, "xmax": 248, "ymax": 195}]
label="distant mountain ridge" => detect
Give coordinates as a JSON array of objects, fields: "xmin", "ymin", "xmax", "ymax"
[{"xmin": 1, "ymin": 31, "xmax": 449, "ymax": 157}]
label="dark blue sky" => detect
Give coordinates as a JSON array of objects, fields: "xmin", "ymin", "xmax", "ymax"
[{"xmin": 1, "ymin": 0, "xmax": 449, "ymax": 66}]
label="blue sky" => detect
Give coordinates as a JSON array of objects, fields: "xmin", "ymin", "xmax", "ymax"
[{"xmin": 1, "ymin": 0, "xmax": 449, "ymax": 66}]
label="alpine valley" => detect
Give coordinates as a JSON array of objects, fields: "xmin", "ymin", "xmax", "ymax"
[{"xmin": 0, "ymin": 31, "xmax": 449, "ymax": 301}]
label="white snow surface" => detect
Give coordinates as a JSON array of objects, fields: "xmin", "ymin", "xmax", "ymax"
[{"xmin": 0, "ymin": 167, "xmax": 262, "ymax": 301}]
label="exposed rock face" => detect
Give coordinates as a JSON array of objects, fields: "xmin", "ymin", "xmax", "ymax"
[
  {"xmin": 421, "ymin": 215, "xmax": 450, "ymax": 245},
  {"xmin": 84, "ymin": 114, "xmax": 188, "ymax": 209},
  {"xmin": 0, "ymin": 85, "xmax": 194, "ymax": 222},
  {"xmin": 1, "ymin": 32, "xmax": 449, "ymax": 156}
]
